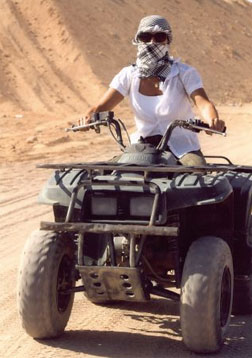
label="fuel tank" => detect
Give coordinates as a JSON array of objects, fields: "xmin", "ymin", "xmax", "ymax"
[{"xmin": 117, "ymin": 143, "xmax": 177, "ymax": 166}]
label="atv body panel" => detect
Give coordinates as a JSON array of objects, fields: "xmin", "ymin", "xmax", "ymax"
[{"xmin": 38, "ymin": 169, "xmax": 233, "ymax": 223}]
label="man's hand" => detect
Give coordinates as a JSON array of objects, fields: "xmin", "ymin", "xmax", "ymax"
[
  {"xmin": 190, "ymin": 88, "xmax": 226, "ymax": 135},
  {"xmin": 77, "ymin": 88, "xmax": 124, "ymax": 131},
  {"xmin": 78, "ymin": 108, "xmax": 95, "ymax": 131},
  {"xmin": 209, "ymin": 118, "xmax": 225, "ymax": 132}
]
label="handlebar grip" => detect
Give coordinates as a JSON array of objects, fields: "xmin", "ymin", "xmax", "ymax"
[
  {"xmin": 195, "ymin": 119, "xmax": 226, "ymax": 134},
  {"xmin": 187, "ymin": 119, "xmax": 226, "ymax": 136}
]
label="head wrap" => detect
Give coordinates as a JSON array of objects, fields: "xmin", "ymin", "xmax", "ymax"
[
  {"xmin": 133, "ymin": 15, "xmax": 173, "ymax": 80},
  {"xmin": 133, "ymin": 15, "xmax": 173, "ymax": 45}
]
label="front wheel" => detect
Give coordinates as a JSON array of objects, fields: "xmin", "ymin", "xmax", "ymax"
[
  {"xmin": 180, "ymin": 236, "xmax": 233, "ymax": 354},
  {"xmin": 17, "ymin": 230, "xmax": 76, "ymax": 339}
]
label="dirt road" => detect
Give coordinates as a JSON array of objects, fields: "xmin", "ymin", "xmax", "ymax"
[{"xmin": 1, "ymin": 105, "xmax": 252, "ymax": 358}]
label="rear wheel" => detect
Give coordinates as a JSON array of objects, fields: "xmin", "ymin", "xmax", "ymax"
[
  {"xmin": 232, "ymin": 209, "xmax": 252, "ymax": 314},
  {"xmin": 180, "ymin": 236, "xmax": 233, "ymax": 353},
  {"xmin": 17, "ymin": 230, "xmax": 75, "ymax": 338}
]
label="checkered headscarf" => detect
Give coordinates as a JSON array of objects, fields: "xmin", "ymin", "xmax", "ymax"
[{"xmin": 133, "ymin": 15, "xmax": 173, "ymax": 80}]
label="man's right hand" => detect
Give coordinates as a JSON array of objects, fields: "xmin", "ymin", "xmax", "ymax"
[
  {"xmin": 78, "ymin": 89, "xmax": 124, "ymax": 131},
  {"xmin": 78, "ymin": 108, "xmax": 95, "ymax": 131}
]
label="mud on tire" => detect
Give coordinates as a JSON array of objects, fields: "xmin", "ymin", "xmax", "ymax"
[{"xmin": 17, "ymin": 230, "xmax": 75, "ymax": 339}]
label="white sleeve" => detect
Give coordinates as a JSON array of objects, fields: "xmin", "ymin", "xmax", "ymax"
[
  {"xmin": 179, "ymin": 65, "xmax": 203, "ymax": 96},
  {"xmin": 109, "ymin": 66, "xmax": 132, "ymax": 97}
]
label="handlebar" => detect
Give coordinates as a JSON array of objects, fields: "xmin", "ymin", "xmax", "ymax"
[
  {"xmin": 157, "ymin": 119, "xmax": 226, "ymax": 151},
  {"xmin": 65, "ymin": 112, "xmax": 226, "ymax": 152},
  {"xmin": 66, "ymin": 111, "xmax": 128, "ymax": 150},
  {"xmin": 65, "ymin": 111, "xmax": 115, "ymax": 133},
  {"xmin": 65, "ymin": 120, "xmax": 107, "ymax": 133},
  {"xmin": 184, "ymin": 119, "xmax": 227, "ymax": 137}
]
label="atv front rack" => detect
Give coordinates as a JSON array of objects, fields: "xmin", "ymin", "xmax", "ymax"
[{"xmin": 37, "ymin": 162, "xmax": 252, "ymax": 175}]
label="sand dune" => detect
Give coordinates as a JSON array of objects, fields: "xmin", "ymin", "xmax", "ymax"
[{"xmin": 0, "ymin": 0, "xmax": 252, "ymax": 116}]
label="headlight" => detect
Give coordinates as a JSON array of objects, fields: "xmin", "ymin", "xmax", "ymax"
[
  {"xmin": 91, "ymin": 196, "xmax": 117, "ymax": 215},
  {"xmin": 130, "ymin": 196, "xmax": 153, "ymax": 217}
]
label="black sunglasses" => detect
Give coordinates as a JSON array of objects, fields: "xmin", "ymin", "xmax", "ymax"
[{"xmin": 137, "ymin": 32, "xmax": 168, "ymax": 43}]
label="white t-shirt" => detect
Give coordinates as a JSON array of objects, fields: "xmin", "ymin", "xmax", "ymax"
[{"xmin": 109, "ymin": 59, "xmax": 203, "ymax": 158}]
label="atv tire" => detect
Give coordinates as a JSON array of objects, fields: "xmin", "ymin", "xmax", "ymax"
[
  {"xmin": 180, "ymin": 236, "xmax": 233, "ymax": 354},
  {"xmin": 232, "ymin": 209, "xmax": 252, "ymax": 314},
  {"xmin": 17, "ymin": 230, "xmax": 75, "ymax": 339}
]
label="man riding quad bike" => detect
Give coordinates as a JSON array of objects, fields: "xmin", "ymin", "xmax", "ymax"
[{"xmin": 17, "ymin": 112, "xmax": 252, "ymax": 354}]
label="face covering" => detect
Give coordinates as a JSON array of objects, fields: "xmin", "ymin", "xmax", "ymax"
[{"xmin": 136, "ymin": 43, "xmax": 172, "ymax": 80}]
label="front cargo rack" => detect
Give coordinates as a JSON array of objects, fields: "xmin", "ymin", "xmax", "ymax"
[{"xmin": 37, "ymin": 161, "xmax": 252, "ymax": 175}]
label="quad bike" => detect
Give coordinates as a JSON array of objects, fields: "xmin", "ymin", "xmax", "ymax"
[{"xmin": 17, "ymin": 112, "xmax": 252, "ymax": 353}]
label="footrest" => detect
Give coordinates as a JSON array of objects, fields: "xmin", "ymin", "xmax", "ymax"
[{"xmin": 77, "ymin": 265, "xmax": 149, "ymax": 302}]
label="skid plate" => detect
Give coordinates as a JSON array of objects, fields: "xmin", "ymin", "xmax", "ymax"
[{"xmin": 77, "ymin": 265, "xmax": 149, "ymax": 302}]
